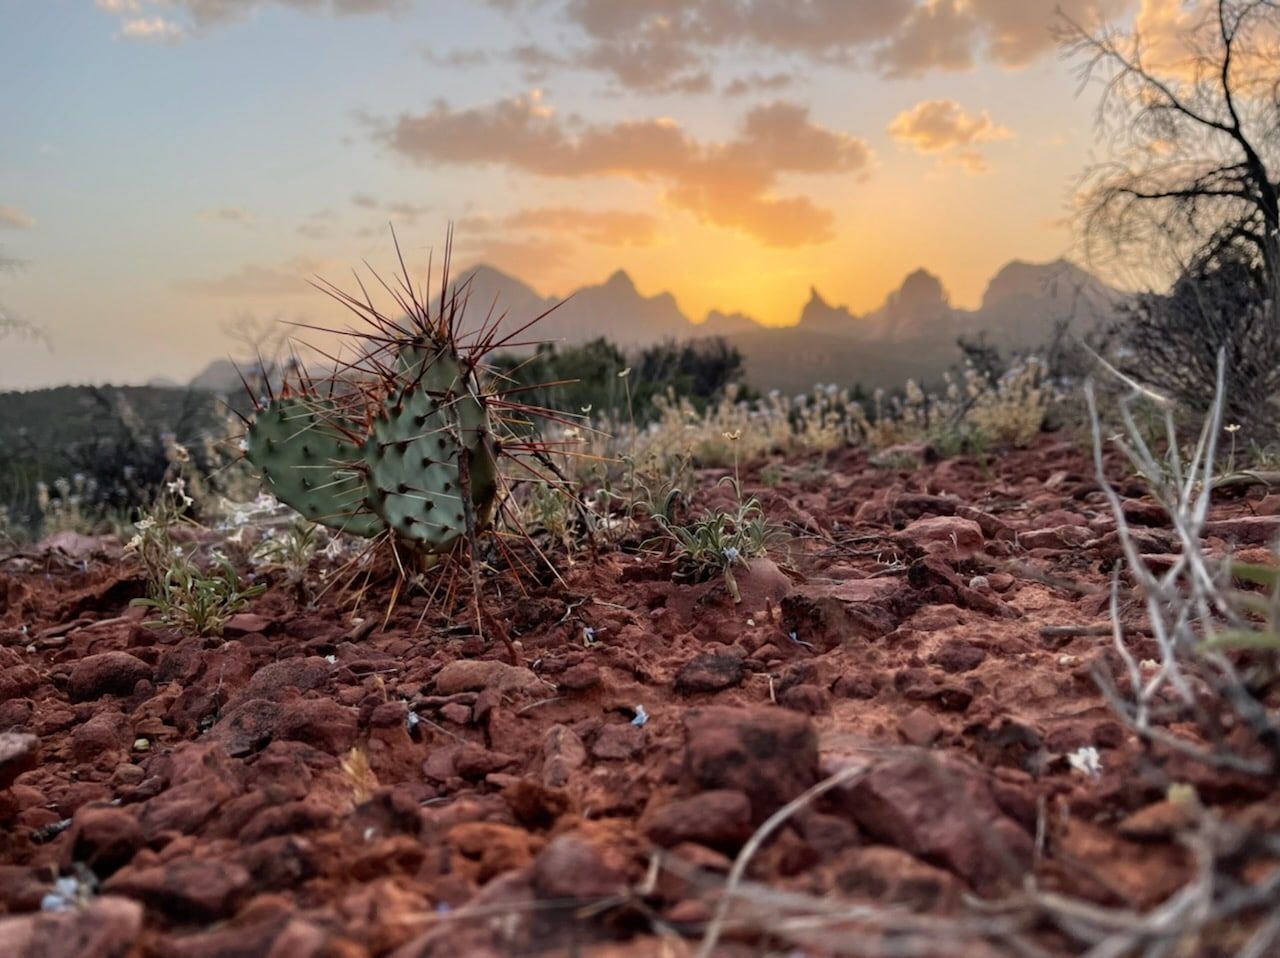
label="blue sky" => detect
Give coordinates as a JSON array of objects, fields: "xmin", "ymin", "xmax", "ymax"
[{"xmin": 0, "ymin": 0, "xmax": 1161, "ymax": 388}]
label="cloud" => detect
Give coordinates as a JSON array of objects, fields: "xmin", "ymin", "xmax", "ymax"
[
  {"xmin": 502, "ymin": 35, "xmax": 711, "ymax": 94},
  {"xmin": 349, "ymin": 194, "xmax": 431, "ymax": 224},
  {"xmin": 942, "ymin": 150, "xmax": 991, "ymax": 174},
  {"xmin": 119, "ymin": 16, "xmax": 185, "ymax": 40},
  {"xmin": 183, "ymin": 256, "xmax": 337, "ymax": 297},
  {"xmin": 198, "ymin": 206, "xmax": 255, "ymax": 228},
  {"xmin": 889, "ymin": 100, "xmax": 1012, "ymax": 153},
  {"xmin": 462, "ymin": 207, "xmax": 659, "ymax": 246},
  {"xmin": 874, "ymin": 1, "xmax": 976, "ymax": 77},
  {"xmin": 373, "ymin": 94, "xmax": 870, "ymax": 246},
  {"xmin": 723, "ymin": 72, "xmax": 795, "ymax": 97},
  {"xmin": 0, "ymin": 205, "xmax": 36, "ymax": 230},
  {"xmin": 423, "ymin": 47, "xmax": 491, "ymax": 68},
  {"xmin": 97, "ymin": 0, "xmax": 406, "ymax": 40},
  {"xmin": 484, "ymin": 0, "xmax": 1137, "ymax": 89}
]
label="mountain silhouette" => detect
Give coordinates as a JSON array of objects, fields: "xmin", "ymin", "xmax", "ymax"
[{"xmin": 191, "ymin": 258, "xmax": 1122, "ymax": 393}]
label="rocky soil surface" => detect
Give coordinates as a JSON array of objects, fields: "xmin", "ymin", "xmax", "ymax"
[{"xmin": 2, "ymin": 437, "xmax": 1279, "ymax": 956}]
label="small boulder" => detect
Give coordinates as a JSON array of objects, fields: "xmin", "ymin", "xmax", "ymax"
[
  {"xmin": 103, "ymin": 858, "xmax": 251, "ymax": 921},
  {"xmin": 66, "ymin": 807, "xmax": 143, "ymax": 877},
  {"xmin": 590, "ymin": 724, "xmax": 645, "ymax": 761},
  {"xmin": 67, "ymin": 653, "xmax": 152, "ymax": 702},
  {"xmin": 644, "ymin": 790, "xmax": 753, "ymax": 850},
  {"xmin": 682, "ymin": 706, "xmax": 818, "ymax": 824},
  {"xmin": 531, "ymin": 833, "xmax": 627, "ymax": 901},
  {"xmin": 433, "ymin": 661, "xmax": 542, "ymax": 696},
  {"xmin": 839, "ymin": 754, "xmax": 1031, "ymax": 893},
  {"xmin": 898, "ymin": 516, "xmax": 984, "ymax": 561},
  {"xmin": 674, "ymin": 650, "xmax": 745, "ymax": 693}
]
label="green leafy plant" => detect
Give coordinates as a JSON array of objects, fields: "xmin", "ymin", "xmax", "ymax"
[
  {"xmin": 132, "ymin": 555, "xmax": 264, "ymax": 636},
  {"xmin": 648, "ymin": 477, "xmax": 779, "ymax": 602}
]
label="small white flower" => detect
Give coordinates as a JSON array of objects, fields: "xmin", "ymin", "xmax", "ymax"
[
  {"xmin": 1067, "ymin": 746, "xmax": 1103, "ymax": 779},
  {"xmin": 325, "ymin": 654, "xmax": 337, "ymax": 665}
]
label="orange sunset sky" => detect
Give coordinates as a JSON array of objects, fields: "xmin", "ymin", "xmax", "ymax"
[{"xmin": 0, "ymin": 1, "xmax": 1200, "ymax": 388}]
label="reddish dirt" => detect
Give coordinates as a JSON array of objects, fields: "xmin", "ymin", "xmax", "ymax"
[{"xmin": 2, "ymin": 436, "xmax": 1279, "ymax": 956}]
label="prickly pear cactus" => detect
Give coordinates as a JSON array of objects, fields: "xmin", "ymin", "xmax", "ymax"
[
  {"xmin": 363, "ymin": 343, "xmax": 498, "ymax": 551},
  {"xmin": 245, "ymin": 396, "xmax": 385, "ymax": 538}
]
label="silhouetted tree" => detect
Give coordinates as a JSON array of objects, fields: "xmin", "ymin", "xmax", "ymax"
[{"xmin": 1061, "ymin": 1, "xmax": 1280, "ymax": 423}]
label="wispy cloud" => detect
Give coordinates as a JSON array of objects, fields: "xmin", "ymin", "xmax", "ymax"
[
  {"xmin": 373, "ymin": 93, "xmax": 871, "ymax": 246},
  {"xmin": 0, "ymin": 205, "xmax": 36, "ymax": 230},
  {"xmin": 198, "ymin": 206, "xmax": 256, "ymax": 228},
  {"xmin": 97, "ymin": 0, "xmax": 407, "ymax": 41},
  {"xmin": 460, "ymin": 207, "xmax": 660, "ymax": 246}
]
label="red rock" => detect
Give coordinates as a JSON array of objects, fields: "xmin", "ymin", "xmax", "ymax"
[
  {"xmin": 0, "ymin": 865, "xmax": 48, "ymax": 912},
  {"xmin": 0, "ymin": 732, "xmax": 38, "ymax": 790},
  {"xmin": 674, "ymin": 650, "xmax": 744, "ymax": 693},
  {"xmin": 0, "ymin": 666, "xmax": 40, "ymax": 702},
  {"xmin": 541, "ymin": 724, "xmax": 586, "ymax": 788},
  {"xmin": 682, "ymin": 706, "xmax": 818, "ymax": 824},
  {"xmin": 276, "ymin": 699, "xmax": 358, "ymax": 754},
  {"xmin": 67, "ymin": 652, "xmax": 153, "ymax": 702},
  {"xmin": 1204, "ymin": 516, "xmax": 1280, "ymax": 544},
  {"xmin": 558, "ymin": 662, "xmax": 601, "ymax": 691},
  {"xmin": 1018, "ymin": 525, "xmax": 1092, "ymax": 550},
  {"xmin": 531, "ymin": 833, "xmax": 627, "ymax": 900},
  {"xmin": 590, "ymin": 724, "xmax": 646, "ymax": 761},
  {"xmin": 930, "ymin": 639, "xmax": 986, "ymax": 674},
  {"xmin": 223, "ymin": 612, "xmax": 273, "ymax": 636},
  {"xmin": 897, "ymin": 707, "xmax": 943, "ymax": 747},
  {"xmin": 0, "ymin": 895, "xmax": 142, "ymax": 957},
  {"xmin": 433, "ymin": 660, "xmax": 542, "ymax": 696},
  {"xmin": 840, "ymin": 754, "xmax": 1032, "ymax": 893},
  {"xmin": 238, "ymin": 656, "xmax": 331, "ymax": 701},
  {"xmin": 644, "ymin": 790, "xmax": 753, "ymax": 849},
  {"xmin": 833, "ymin": 845, "xmax": 962, "ymax": 909},
  {"xmin": 71, "ymin": 712, "xmax": 130, "ymax": 763},
  {"xmin": 956, "ymin": 505, "xmax": 1015, "ymax": 541},
  {"xmin": 449, "ymin": 822, "xmax": 542, "ymax": 882},
  {"xmin": 831, "ymin": 674, "xmax": 877, "ymax": 699},
  {"xmin": 453, "ymin": 744, "xmax": 515, "ymax": 781},
  {"xmin": 778, "ymin": 683, "xmax": 829, "ymax": 714},
  {"xmin": 66, "ymin": 806, "xmax": 144, "ymax": 876},
  {"xmin": 898, "ymin": 516, "xmax": 984, "ymax": 560},
  {"xmin": 439, "ymin": 703, "xmax": 472, "ymax": 725},
  {"xmin": 104, "ymin": 858, "xmax": 251, "ymax": 921}
]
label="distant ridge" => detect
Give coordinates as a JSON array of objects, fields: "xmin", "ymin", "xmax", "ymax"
[{"xmin": 190, "ymin": 258, "xmax": 1124, "ymax": 394}]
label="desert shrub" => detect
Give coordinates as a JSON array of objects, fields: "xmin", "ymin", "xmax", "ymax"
[
  {"xmin": 0, "ymin": 385, "xmax": 229, "ymax": 538},
  {"xmin": 490, "ymin": 335, "xmax": 749, "ymax": 426},
  {"xmin": 849, "ymin": 356, "xmax": 1052, "ymax": 453},
  {"xmin": 1117, "ymin": 247, "xmax": 1280, "ymax": 434}
]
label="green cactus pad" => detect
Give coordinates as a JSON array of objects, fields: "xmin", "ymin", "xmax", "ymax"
[
  {"xmin": 364, "ymin": 345, "xmax": 498, "ymax": 552},
  {"xmin": 245, "ymin": 397, "xmax": 385, "ymax": 538}
]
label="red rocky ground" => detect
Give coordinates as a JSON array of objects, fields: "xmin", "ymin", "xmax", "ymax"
[{"xmin": 2, "ymin": 436, "xmax": 1279, "ymax": 956}]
